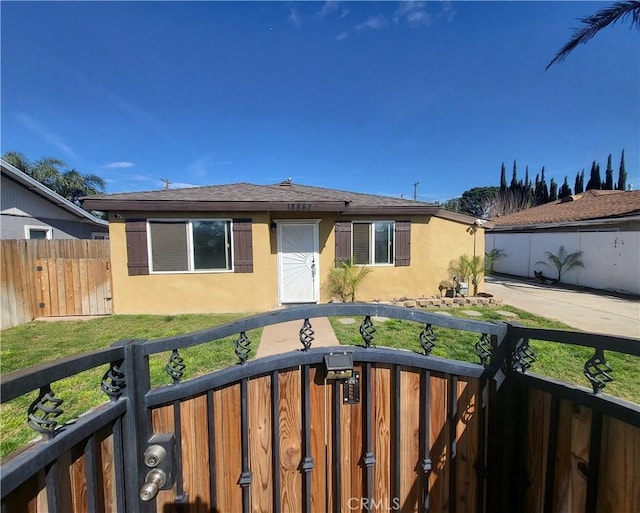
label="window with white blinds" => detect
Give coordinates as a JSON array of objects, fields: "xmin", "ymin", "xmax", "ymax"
[
  {"xmin": 352, "ymin": 221, "xmax": 394, "ymax": 265},
  {"xmin": 148, "ymin": 219, "xmax": 232, "ymax": 272}
]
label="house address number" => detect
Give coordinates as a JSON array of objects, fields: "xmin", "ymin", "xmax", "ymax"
[{"xmin": 287, "ymin": 203, "xmax": 312, "ymax": 211}]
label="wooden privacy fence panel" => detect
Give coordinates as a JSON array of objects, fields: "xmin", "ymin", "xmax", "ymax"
[
  {"xmin": 35, "ymin": 258, "xmax": 112, "ymax": 316},
  {"xmin": 0, "ymin": 239, "xmax": 111, "ymax": 328}
]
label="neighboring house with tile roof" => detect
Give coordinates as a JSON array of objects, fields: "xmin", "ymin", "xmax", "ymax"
[
  {"xmin": 82, "ymin": 180, "xmax": 485, "ymax": 314},
  {"xmin": 486, "ymin": 189, "xmax": 640, "ymax": 295},
  {"xmin": 1, "ymin": 159, "xmax": 108, "ymax": 240}
]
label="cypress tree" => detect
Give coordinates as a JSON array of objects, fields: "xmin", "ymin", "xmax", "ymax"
[
  {"xmin": 500, "ymin": 162, "xmax": 507, "ymax": 193},
  {"xmin": 586, "ymin": 161, "xmax": 602, "ymax": 190},
  {"xmin": 617, "ymin": 149, "xmax": 627, "ymax": 191},
  {"xmin": 559, "ymin": 176, "xmax": 572, "ymax": 199},
  {"xmin": 549, "ymin": 178, "xmax": 558, "ymax": 201},
  {"xmin": 604, "ymin": 154, "xmax": 614, "ymax": 190},
  {"xmin": 574, "ymin": 171, "xmax": 581, "ymax": 194},
  {"xmin": 541, "ymin": 167, "xmax": 549, "ymax": 203},
  {"xmin": 510, "ymin": 160, "xmax": 518, "ymax": 190},
  {"xmin": 576, "ymin": 170, "xmax": 584, "ymax": 194}
]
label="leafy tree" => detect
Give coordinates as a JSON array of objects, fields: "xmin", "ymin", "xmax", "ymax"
[
  {"xmin": 535, "ymin": 246, "xmax": 585, "ymax": 283},
  {"xmin": 547, "ymin": 1, "xmax": 640, "ymax": 69},
  {"xmin": 459, "ymin": 186, "xmax": 499, "ymax": 218},
  {"xmin": 604, "ymin": 154, "xmax": 614, "ymax": 190},
  {"xmin": 441, "ymin": 197, "xmax": 462, "ymax": 213},
  {"xmin": 549, "ymin": 178, "xmax": 558, "ymax": 201},
  {"xmin": 559, "ymin": 177, "xmax": 572, "ymax": 199},
  {"xmin": 500, "ymin": 162, "xmax": 507, "ymax": 193},
  {"xmin": 2, "ymin": 151, "xmax": 105, "ymax": 205},
  {"xmin": 617, "ymin": 149, "xmax": 627, "ymax": 190},
  {"xmin": 575, "ymin": 170, "xmax": 585, "ymax": 194},
  {"xmin": 488, "ymin": 187, "xmax": 533, "ymax": 217},
  {"xmin": 586, "ymin": 161, "xmax": 602, "ymax": 190}
]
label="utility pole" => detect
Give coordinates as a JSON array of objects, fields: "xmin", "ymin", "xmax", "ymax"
[
  {"xmin": 413, "ymin": 182, "xmax": 419, "ymax": 201},
  {"xmin": 161, "ymin": 178, "xmax": 172, "ymax": 190}
]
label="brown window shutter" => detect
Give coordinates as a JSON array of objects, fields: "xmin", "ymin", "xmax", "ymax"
[
  {"xmin": 335, "ymin": 221, "xmax": 352, "ymax": 264},
  {"xmin": 232, "ymin": 219, "xmax": 253, "ymax": 273},
  {"xmin": 125, "ymin": 219, "xmax": 149, "ymax": 275},
  {"xmin": 395, "ymin": 221, "xmax": 411, "ymax": 267}
]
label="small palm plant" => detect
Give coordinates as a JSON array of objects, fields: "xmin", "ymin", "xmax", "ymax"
[
  {"xmin": 448, "ymin": 254, "xmax": 484, "ymax": 296},
  {"xmin": 325, "ymin": 259, "xmax": 372, "ymax": 302},
  {"xmin": 535, "ymin": 246, "xmax": 584, "ymax": 283},
  {"xmin": 485, "ymin": 248, "xmax": 506, "ymax": 274}
]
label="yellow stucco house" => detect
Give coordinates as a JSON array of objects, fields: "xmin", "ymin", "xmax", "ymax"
[{"xmin": 82, "ymin": 181, "xmax": 485, "ymax": 314}]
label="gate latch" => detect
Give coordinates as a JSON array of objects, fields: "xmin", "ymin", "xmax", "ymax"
[{"xmin": 139, "ymin": 434, "xmax": 175, "ymax": 502}]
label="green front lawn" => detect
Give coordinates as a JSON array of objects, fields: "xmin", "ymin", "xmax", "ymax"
[
  {"xmin": 1, "ymin": 314, "xmax": 262, "ymax": 457},
  {"xmin": 1, "ymin": 307, "xmax": 637, "ymax": 459},
  {"xmin": 329, "ymin": 305, "xmax": 640, "ymax": 404}
]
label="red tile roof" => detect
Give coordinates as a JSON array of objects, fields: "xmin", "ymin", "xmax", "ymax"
[{"xmin": 490, "ymin": 189, "xmax": 640, "ymax": 228}]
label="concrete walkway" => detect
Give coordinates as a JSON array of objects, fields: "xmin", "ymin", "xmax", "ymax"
[
  {"xmin": 483, "ymin": 275, "xmax": 640, "ymax": 339},
  {"xmin": 256, "ymin": 317, "xmax": 340, "ymax": 357}
]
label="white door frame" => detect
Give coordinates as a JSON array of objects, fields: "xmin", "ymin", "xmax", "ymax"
[{"xmin": 276, "ymin": 220, "xmax": 321, "ymax": 304}]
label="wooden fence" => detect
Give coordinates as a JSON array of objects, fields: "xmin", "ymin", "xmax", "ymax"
[{"xmin": 0, "ymin": 239, "xmax": 112, "ymax": 329}]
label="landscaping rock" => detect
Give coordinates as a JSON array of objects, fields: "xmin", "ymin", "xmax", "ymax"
[
  {"xmin": 462, "ymin": 310, "xmax": 483, "ymax": 317},
  {"xmin": 404, "ymin": 300, "xmax": 417, "ymax": 308},
  {"xmin": 338, "ymin": 317, "xmax": 356, "ymax": 325}
]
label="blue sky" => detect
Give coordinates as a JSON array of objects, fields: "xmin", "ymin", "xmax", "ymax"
[{"xmin": 1, "ymin": 1, "xmax": 638, "ymax": 202}]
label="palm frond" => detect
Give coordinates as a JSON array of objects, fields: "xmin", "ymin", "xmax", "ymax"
[{"xmin": 547, "ymin": 1, "xmax": 640, "ymax": 69}]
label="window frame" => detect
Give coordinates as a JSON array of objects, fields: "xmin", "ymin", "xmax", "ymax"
[
  {"xmin": 351, "ymin": 220, "xmax": 395, "ymax": 266},
  {"xmin": 147, "ymin": 218, "xmax": 234, "ymax": 274},
  {"xmin": 25, "ymin": 225, "xmax": 52, "ymax": 240}
]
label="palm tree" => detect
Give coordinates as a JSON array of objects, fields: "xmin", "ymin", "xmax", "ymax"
[
  {"xmin": 2, "ymin": 151, "xmax": 105, "ymax": 205},
  {"xmin": 547, "ymin": 1, "xmax": 640, "ymax": 69},
  {"xmin": 535, "ymin": 246, "xmax": 585, "ymax": 283}
]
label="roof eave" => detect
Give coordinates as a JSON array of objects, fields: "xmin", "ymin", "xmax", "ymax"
[{"xmin": 489, "ymin": 215, "xmax": 640, "ymax": 231}]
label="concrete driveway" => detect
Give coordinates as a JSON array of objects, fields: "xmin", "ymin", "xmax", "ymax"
[{"xmin": 483, "ymin": 275, "xmax": 640, "ymax": 339}]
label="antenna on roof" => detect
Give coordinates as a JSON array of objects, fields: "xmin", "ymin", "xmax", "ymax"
[
  {"xmin": 413, "ymin": 182, "xmax": 419, "ymax": 201},
  {"xmin": 161, "ymin": 178, "xmax": 172, "ymax": 190}
]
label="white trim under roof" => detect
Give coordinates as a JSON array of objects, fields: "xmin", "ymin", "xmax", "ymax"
[{"xmin": 1, "ymin": 159, "xmax": 108, "ymax": 227}]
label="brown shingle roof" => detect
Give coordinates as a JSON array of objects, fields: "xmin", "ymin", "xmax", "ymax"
[
  {"xmin": 490, "ymin": 189, "xmax": 640, "ymax": 228},
  {"xmin": 83, "ymin": 181, "xmax": 432, "ymax": 207},
  {"xmin": 81, "ymin": 180, "xmax": 445, "ymax": 216}
]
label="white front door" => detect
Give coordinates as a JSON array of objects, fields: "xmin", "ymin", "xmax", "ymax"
[{"xmin": 278, "ymin": 222, "xmax": 319, "ymax": 304}]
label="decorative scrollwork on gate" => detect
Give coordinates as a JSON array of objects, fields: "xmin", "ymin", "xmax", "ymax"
[
  {"xmin": 419, "ymin": 324, "xmax": 436, "ymax": 355},
  {"xmin": 511, "ymin": 337, "xmax": 535, "ymax": 374},
  {"xmin": 101, "ymin": 361, "xmax": 126, "ymax": 400},
  {"xmin": 475, "ymin": 333, "xmax": 492, "ymax": 366},
  {"xmin": 359, "ymin": 316, "xmax": 376, "ymax": 348},
  {"xmin": 299, "ymin": 318, "xmax": 314, "ymax": 351},
  {"xmin": 584, "ymin": 348, "xmax": 613, "ymax": 394},
  {"xmin": 166, "ymin": 349, "xmax": 186, "ymax": 383},
  {"xmin": 235, "ymin": 331, "xmax": 251, "ymax": 365},
  {"xmin": 28, "ymin": 385, "xmax": 63, "ymax": 439}
]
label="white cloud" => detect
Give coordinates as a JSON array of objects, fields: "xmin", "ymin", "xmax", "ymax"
[
  {"xmin": 288, "ymin": 7, "xmax": 302, "ymax": 28},
  {"xmin": 439, "ymin": 1, "xmax": 456, "ymax": 23},
  {"xmin": 356, "ymin": 15, "xmax": 388, "ymax": 31},
  {"xmin": 104, "ymin": 161, "xmax": 135, "ymax": 169},
  {"xmin": 335, "ymin": 31, "xmax": 348, "ymax": 41},
  {"xmin": 15, "ymin": 113, "xmax": 78, "ymax": 159},
  {"xmin": 187, "ymin": 154, "xmax": 232, "ymax": 178},
  {"xmin": 394, "ymin": 1, "xmax": 431, "ymax": 27},
  {"xmin": 316, "ymin": 1, "xmax": 338, "ymax": 20},
  {"xmin": 340, "ymin": 7, "xmax": 350, "ymax": 19}
]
